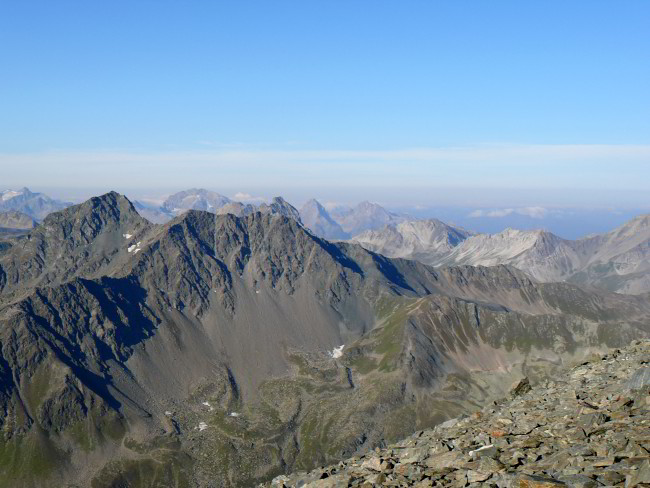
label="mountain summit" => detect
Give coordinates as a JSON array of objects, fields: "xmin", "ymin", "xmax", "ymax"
[
  {"xmin": 299, "ymin": 199, "xmax": 348, "ymax": 239},
  {"xmin": 258, "ymin": 196, "xmax": 302, "ymax": 224},
  {"xmin": 335, "ymin": 201, "xmax": 405, "ymax": 235},
  {"xmin": 351, "ymin": 218, "xmax": 473, "ymax": 264}
]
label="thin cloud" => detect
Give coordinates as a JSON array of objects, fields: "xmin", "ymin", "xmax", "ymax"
[
  {"xmin": 469, "ymin": 207, "xmax": 549, "ymax": 219},
  {"xmin": 233, "ymin": 192, "xmax": 266, "ymax": 203},
  {"xmin": 3, "ymin": 144, "xmax": 649, "ymax": 191},
  {"xmin": 517, "ymin": 206, "xmax": 548, "ymax": 218}
]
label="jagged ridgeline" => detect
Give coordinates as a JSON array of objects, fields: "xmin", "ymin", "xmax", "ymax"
[{"xmin": 0, "ymin": 192, "xmax": 649, "ymax": 487}]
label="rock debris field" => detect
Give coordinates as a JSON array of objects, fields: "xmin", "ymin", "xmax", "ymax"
[{"xmin": 262, "ymin": 339, "xmax": 650, "ymax": 487}]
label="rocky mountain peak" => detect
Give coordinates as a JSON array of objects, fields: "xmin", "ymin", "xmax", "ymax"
[
  {"xmin": 350, "ymin": 218, "xmax": 472, "ymax": 264},
  {"xmin": 0, "ymin": 192, "xmax": 151, "ymax": 296},
  {"xmin": 43, "ymin": 191, "xmax": 141, "ymax": 229},
  {"xmin": 259, "ymin": 196, "xmax": 303, "ymax": 224},
  {"xmin": 301, "ymin": 198, "xmax": 326, "ymax": 214},
  {"xmin": 300, "ymin": 199, "xmax": 348, "ymax": 239},
  {"xmin": 337, "ymin": 201, "xmax": 404, "ymax": 235},
  {"xmin": 356, "ymin": 200, "xmax": 387, "ymax": 215}
]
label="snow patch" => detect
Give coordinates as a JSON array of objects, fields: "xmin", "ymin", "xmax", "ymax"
[
  {"xmin": 198, "ymin": 422, "xmax": 208, "ymax": 431},
  {"xmin": 164, "ymin": 411, "xmax": 172, "ymax": 416},
  {"xmin": 123, "ymin": 233, "xmax": 133, "ymax": 239},
  {"xmin": 229, "ymin": 412, "xmax": 239, "ymax": 417},
  {"xmin": 128, "ymin": 241, "xmax": 142, "ymax": 253},
  {"xmin": 329, "ymin": 345, "xmax": 344, "ymax": 359}
]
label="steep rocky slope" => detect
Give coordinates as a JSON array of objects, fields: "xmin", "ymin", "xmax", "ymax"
[
  {"xmin": 300, "ymin": 199, "xmax": 348, "ymax": 240},
  {"xmin": 0, "ymin": 193, "xmax": 649, "ymax": 487},
  {"xmin": 263, "ymin": 339, "xmax": 650, "ymax": 487},
  {"xmin": 0, "ymin": 191, "xmax": 152, "ymax": 301},
  {"xmin": 437, "ymin": 229, "xmax": 581, "ymax": 282},
  {"xmin": 258, "ymin": 196, "xmax": 303, "ymax": 224},
  {"xmin": 568, "ymin": 214, "xmax": 650, "ymax": 294}
]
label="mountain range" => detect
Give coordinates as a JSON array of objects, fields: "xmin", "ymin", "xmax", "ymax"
[
  {"xmin": 1, "ymin": 191, "xmax": 649, "ymax": 487},
  {"xmin": 361, "ymin": 215, "xmax": 650, "ymax": 295},
  {"xmin": 0, "ymin": 187, "xmax": 71, "ymax": 221},
  {"xmin": 3, "ymin": 187, "xmax": 650, "ymax": 297}
]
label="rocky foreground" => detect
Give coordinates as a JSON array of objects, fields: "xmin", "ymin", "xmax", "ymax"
[{"xmin": 262, "ymin": 340, "xmax": 650, "ymax": 487}]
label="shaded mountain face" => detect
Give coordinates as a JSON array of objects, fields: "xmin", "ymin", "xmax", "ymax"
[
  {"xmin": 350, "ymin": 219, "xmax": 472, "ymax": 264},
  {"xmin": 161, "ymin": 188, "xmax": 232, "ymax": 215},
  {"xmin": 333, "ymin": 201, "xmax": 405, "ymax": 235},
  {"xmin": 0, "ymin": 187, "xmax": 71, "ymax": 221},
  {"xmin": 1, "ymin": 192, "xmax": 649, "ymax": 487},
  {"xmin": 299, "ymin": 199, "xmax": 348, "ymax": 239}
]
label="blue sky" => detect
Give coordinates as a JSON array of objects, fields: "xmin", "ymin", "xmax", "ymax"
[{"xmin": 1, "ymin": 1, "xmax": 649, "ymax": 210}]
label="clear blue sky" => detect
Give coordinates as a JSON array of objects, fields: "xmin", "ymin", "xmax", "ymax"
[{"xmin": 1, "ymin": 1, "xmax": 649, "ymax": 205}]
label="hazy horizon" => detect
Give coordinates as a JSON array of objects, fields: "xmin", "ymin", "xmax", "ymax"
[
  {"xmin": 2, "ymin": 1, "xmax": 649, "ymax": 238},
  {"xmin": 1, "ymin": 183, "xmax": 645, "ymax": 240}
]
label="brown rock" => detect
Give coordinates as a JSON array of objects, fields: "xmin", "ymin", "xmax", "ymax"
[
  {"xmin": 510, "ymin": 377, "xmax": 532, "ymax": 397},
  {"xmin": 516, "ymin": 473, "xmax": 566, "ymax": 487},
  {"xmin": 491, "ymin": 429, "xmax": 508, "ymax": 438}
]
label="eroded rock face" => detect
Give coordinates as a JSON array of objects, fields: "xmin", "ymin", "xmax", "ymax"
[{"xmin": 262, "ymin": 339, "xmax": 650, "ymax": 487}]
